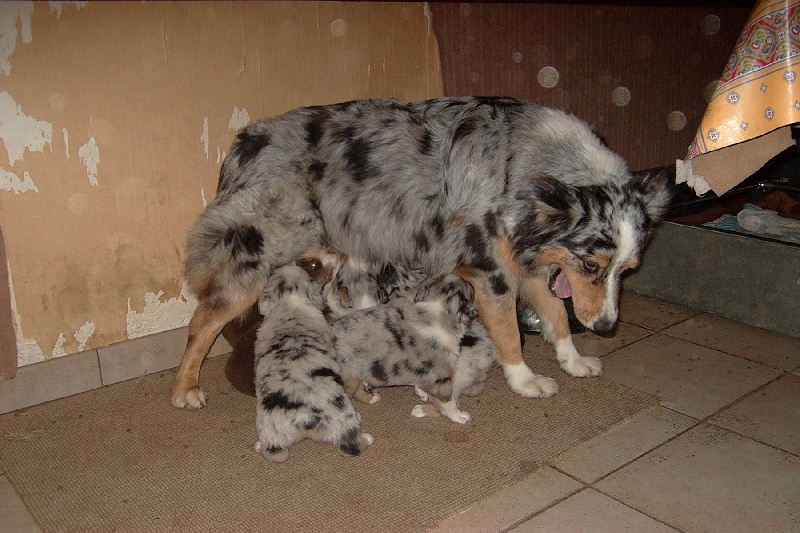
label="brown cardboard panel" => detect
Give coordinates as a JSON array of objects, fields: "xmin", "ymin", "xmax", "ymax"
[
  {"xmin": 0, "ymin": 2, "xmax": 442, "ymax": 365},
  {"xmin": 692, "ymin": 127, "xmax": 796, "ymax": 196}
]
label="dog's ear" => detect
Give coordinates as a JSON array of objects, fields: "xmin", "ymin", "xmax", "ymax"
[{"xmin": 630, "ymin": 168, "xmax": 673, "ymax": 223}]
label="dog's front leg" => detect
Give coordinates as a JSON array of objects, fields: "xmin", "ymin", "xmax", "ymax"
[
  {"xmin": 523, "ymin": 277, "xmax": 602, "ymax": 377},
  {"xmin": 460, "ymin": 270, "xmax": 558, "ymax": 398}
]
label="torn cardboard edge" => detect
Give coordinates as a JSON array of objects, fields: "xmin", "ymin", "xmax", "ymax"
[{"xmin": 677, "ymin": 126, "xmax": 796, "ymax": 197}]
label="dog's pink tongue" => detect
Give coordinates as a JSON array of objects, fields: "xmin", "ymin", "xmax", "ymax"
[{"xmin": 553, "ymin": 270, "xmax": 572, "ymax": 299}]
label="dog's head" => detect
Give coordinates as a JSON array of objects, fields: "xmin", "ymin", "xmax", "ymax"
[
  {"xmin": 258, "ymin": 265, "xmax": 324, "ymax": 317},
  {"xmin": 512, "ymin": 169, "xmax": 672, "ymax": 333},
  {"xmin": 294, "ymin": 246, "xmax": 341, "ymax": 286},
  {"xmin": 414, "ymin": 274, "xmax": 479, "ymax": 324}
]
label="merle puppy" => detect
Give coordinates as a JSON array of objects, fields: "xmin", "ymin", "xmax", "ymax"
[
  {"xmin": 253, "ymin": 265, "xmax": 373, "ymax": 462},
  {"xmin": 331, "ymin": 274, "xmax": 496, "ymax": 424}
]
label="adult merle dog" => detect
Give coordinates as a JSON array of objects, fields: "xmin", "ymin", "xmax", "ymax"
[{"xmin": 171, "ymin": 97, "xmax": 670, "ymax": 409}]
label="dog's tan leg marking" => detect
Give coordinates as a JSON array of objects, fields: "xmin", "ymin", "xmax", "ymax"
[
  {"xmin": 458, "ymin": 239, "xmax": 558, "ymax": 398},
  {"xmin": 172, "ymin": 292, "xmax": 257, "ymax": 409},
  {"xmin": 523, "ymin": 276, "xmax": 602, "ymax": 377},
  {"xmin": 345, "ymin": 377, "xmax": 381, "ymax": 404}
]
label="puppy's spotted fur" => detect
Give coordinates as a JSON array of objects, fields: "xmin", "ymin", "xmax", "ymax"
[
  {"xmin": 172, "ymin": 97, "xmax": 670, "ymax": 409},
  {"xmin": 253, "ymin": 265, "xmax": 373, "ymax": 462},
  {"xmin": 331, "ymin": 274, "xmax": 496, "ymax": 424}
]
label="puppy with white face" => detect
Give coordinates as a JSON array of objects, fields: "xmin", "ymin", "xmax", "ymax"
[
  {"xmin": 253, "ymin": 265, "xmax": 373, "ymax": 463},
  {"xmin": 330, "ymin": 273, "xmax": 496, "ymax": 424}
]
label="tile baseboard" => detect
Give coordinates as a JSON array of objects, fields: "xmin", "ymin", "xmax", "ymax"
[{"xmin": 0, "ymin": 327, "xmax": 231, "ymax": 415}]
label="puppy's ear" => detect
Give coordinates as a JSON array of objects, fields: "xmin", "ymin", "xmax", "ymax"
[
  {"xmin": 630, "ymin": 168, "xmax": 673, "ymax": 223},
  {"xmin": 304, "ymin": 280, "xmax": 325, "ymax": 310},
  {"xmin": 258, "ymin": 289, "xmax": 277, "ymax": 317}
]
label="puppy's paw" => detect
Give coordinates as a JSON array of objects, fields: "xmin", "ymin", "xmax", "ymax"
[
  {"xmin": 503, "ymin": 363, "xmax": 559, "ymax": 398},
  {"xmin": 171, "ymin": 387, "xmax": 207, "ymax": 409},
  {"xmin": 368, "ymin": 391, "xmax": 382, "ymax": 404},
  {"xmin": 361, "ymin": 432, "xmax": 375, "ymax": 446},
  {"xmin": 445, "ymin": 409, "xmax": 472, "ymax": 425},
  {"xmin": 562, "ymin": 355, "xmax": 603, "ymax": 377},
  {"xmin": 411, "ymin": 404, "xmax": 440, "ymax": 418},
  {"xmin": 414, "ymin": 387, "xmax": 430, "ymax": 402}
]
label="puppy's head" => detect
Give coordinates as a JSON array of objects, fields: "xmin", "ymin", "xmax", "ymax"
[
  {"xmin": 513, "ymin": 169, "xmax": 671, "ymax": 333},
  {"xmin": 259, "ymin": 265, "xmax": 324, "ymax": 317},
  {"xmin": 294, "ymin": 246, "xmax": 341, "ymax": 286},
  {"xmin": 414, "ymin": 274, "xmax": 478, "ymax": 323}
]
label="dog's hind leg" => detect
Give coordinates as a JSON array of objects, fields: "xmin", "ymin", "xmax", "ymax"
[
  {"xmin": 172, "ymin": 289, "xmax": 260, "ymax": 408},
  {"xmin": 459, "ymin": 269, "xmax": 558, "ymax": 398},
  {"xmin": 523, "ymin": 276, "xmax": 602, "ymax": 378}
]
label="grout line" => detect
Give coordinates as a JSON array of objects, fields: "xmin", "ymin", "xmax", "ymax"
[{"xmin": 497, "ymin": 484, "xmax": 586, "ymax": 533}]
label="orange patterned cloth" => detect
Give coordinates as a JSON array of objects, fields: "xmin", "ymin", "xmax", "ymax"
[{"xmin": 679, "ymin": 0, "xmax": 800, "ymax": 195}]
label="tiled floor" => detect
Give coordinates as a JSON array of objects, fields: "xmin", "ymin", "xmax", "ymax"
[{"xmin": 2, "ymin": 292, "xmax": 799, "ymax": 532}]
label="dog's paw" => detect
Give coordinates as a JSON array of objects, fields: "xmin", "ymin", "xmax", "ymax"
[
  {"xmin": 171, "ymin": 387, "xmax": 207, "ymax": 409},
  {"xmin": 368, "ymin": 391, "xmax": 382, "ymax": 404},
  {"xmin": 414, "ymin": 387, "xmax": 430, "ymax": 402},
  {"xmin": 562, "ymin": 355, "xmax": 603, "ymax": 377},
  {"xmin": 445, "ymin": 409, "xmax": 472, "ymax": 425},
  {"xmin": 410, "ymin": 404, "xmax": 440, "ymax": 419},
  {"xmin": 504, "ymin": 363, "xmax": 559, "ymax": 398},
  {"xmin": 361, "ymin": 432, "xmax": 376, "ymax": 446}
]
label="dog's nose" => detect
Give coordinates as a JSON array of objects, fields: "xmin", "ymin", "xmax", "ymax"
[{"xmin": 592, "ymin": 316, "xmax": 616, "ymax": 334}]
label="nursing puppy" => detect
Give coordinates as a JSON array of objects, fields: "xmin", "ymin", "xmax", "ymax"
[
  {"xmin": 253, "ymin": 265, "xmax": 373, "ymax": 463},
  {"xmin": 172, "ymin": 97, "xmax": 671, "ymax": 409},
  {"xmin": 331, "ymin": 274, "xmax": 496, "ymax": 424},
  {"xmin": 324, "ymin": 258, "xmax": 427, "ymax": 321}
]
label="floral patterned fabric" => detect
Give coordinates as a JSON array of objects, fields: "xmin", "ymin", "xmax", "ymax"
[{"xmin": 687, "ymin": 0, "xmax": 800, "ymax": 159}]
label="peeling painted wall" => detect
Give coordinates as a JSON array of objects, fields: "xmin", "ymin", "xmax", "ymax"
[{"xmin": 0, "ymin": 1, "xmax": 443, "ymax": 366}]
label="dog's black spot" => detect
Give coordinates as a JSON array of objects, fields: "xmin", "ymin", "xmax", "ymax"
[
  {"xmin": 261, "ymin": 391, "xmax": 304, "ymax": 411},
  {"xmin": 484, "ymin": 211, "xmax": 499, "ymax": 238},
  {"xmin": 234, "ymin": 130, "xmax": 270, "ymax": 167},
  {"xmin": 435, "ymin": 376, "xmax": 452, "ymax": 385},
  {"xmin": 308, "ymin": 160, "xmax": 327, "ymax": 182},
  {"xmin": 223, "ymin": 225, "xmax": 263, "ymax": 257},
  {"xmin": 303, "ymin": 414, "xmax": 322, "ymax": 430},
  {"xmin": 418, "ymin": 128, "xmax": 434, "ymax": 156},
  {"xmin": 309, "ymin": 367, "xmax": 344, "ymax": 387},
  {"xmin": 330, "ymin": 394, "xmax": 347, "ymax": 410},
  {"xmin": 453, "ymin": 118, "xmax": 478, "ymax": 144},
  {"xmin": 339, "ymin": 128, "xmax": 379, "ymax": 183},
  {"xmin": 415, "ymin": 230, "xmax": 430, "ymax": 252},
  {"xmin": 338, "ymin": 427, "xmax": 363, "ymax": 456},
  {"xmin": 429, "ymin": 213, "xmax": 445, "ymax": 240},
  {"xmin": 489, "ymin": 273, "xmax": 509, "ymax": 295},
  {"xmin": 460, "ymin": 334, "xmax": 480, "ymax": 348},
  {"xmin": 370, "ymin": 360, "xmax": 388, "ymax": 383},
  {"xmin": 385, "ymin": 318, "xmax": 405, "ymax": 350},
  {"xmin": 305, "ymin": 107, "xmax": 331, "ymax": 147},
  {"xmin": 464, "ymin": 224, "xmax": 497, "ymax": 271},
  {"xmin": 392, "ymin": 362, "xmax": 401, "ymax": 376}
]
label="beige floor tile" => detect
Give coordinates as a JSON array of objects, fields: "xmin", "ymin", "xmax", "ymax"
[
  {"xmin": 618, "ymin": 292, "xmax": 701, "ymax": 332},
  {"xmin": 710, "ymin": 373, "xmax": 800, "ymax": 455},
  {"xmin": 663, "ymin": 314, "xmax": 800, "ymax": 371},
  {"xmin": 432, "ymin": 466, "xmax": 582, "ymax": 533},
  {"xmin": 0, "ymin": 475, "xmax": 41, "ymax": 533},
  {"xmin": 522, "ymin": 322, "xmax": 652, "ymax": 361},
  {"xmin": 600, "ymin": 334, "xmax": 782, "ymax": 419},
  {"xmin": 596, "ymin": 424, "xmax": 800, "ymax": 533},
  {"xmin": 550, "ymin": 406, "xmax": 696, "ymax": 483},
  {"xmin": 512, "ymin": 488, "xmax": 678, "ymax": 533}
]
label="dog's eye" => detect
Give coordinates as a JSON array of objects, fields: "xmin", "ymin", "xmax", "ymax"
[{"xmin": 583, "ymin": 260, "xmax": 599, "ymax": 274}]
